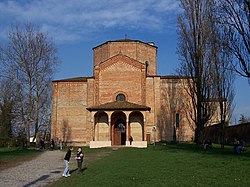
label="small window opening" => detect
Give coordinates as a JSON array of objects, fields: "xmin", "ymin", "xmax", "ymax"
[{"xmin": 116, "ymin": 94, "xmax": 126, "ymax": 101}]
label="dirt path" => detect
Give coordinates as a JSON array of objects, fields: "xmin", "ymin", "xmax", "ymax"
[{"xmin": 0, "ymin": 150, "xmax": 66, "ymax": 187}]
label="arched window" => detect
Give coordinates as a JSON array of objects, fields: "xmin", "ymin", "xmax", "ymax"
[{"xmin": 116, "ymin": 94, "xmax": 126, "ymax": 101}]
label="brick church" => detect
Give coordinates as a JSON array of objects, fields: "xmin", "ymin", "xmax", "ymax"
[{"xmin": 51, "ymin": 39, "xmax": 196, "ymax": 148}]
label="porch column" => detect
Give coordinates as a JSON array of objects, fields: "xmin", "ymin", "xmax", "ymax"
[
  {"xmin": 107, "ymin": 111, "xmax": 113, "ymax": 143},
  {"xmin": 125, "ymin": 111, "xmax": 132, "ymax": 146},
  {"xmin": 126, "ymin": 115, "xmax": 129, "ymax": 141},
  {"xmin": 143, "ymin": 116, "xmax": 146, "ymax": 141},
  {"xmin": 142, "ymin": 111, "xmax": 146, "ymax": 141},
  {"xmin": 90, "ymin": 111, "xmax": 96, "ymax": 141},
  {"xmin": 108, "ymin": 119, "xmax": 111, "ymax": 141}
]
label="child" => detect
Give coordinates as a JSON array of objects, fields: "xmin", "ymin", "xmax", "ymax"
[
  {"xmin": 63, "ymin": 146, "xmax": 73, "ymax": 177},
  {"xmin": 75, "ymin": 147, "xmax": 84, "ymax": 173}
]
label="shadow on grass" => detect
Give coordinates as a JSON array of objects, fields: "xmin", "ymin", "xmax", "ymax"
[
  {"xmin": 23, "ymin": 174, "xmax": 49, "ymax": 187},
  {"xmin": 70, "ymin": 167, "xmax": 88, "ymax": 174},
  {"xmin": 153, "ymin": 141, "xmax": 250, "ymax": 158}
]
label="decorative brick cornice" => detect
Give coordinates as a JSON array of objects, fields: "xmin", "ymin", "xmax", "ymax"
[{"xmin": 93, "ymin": 39, "xmax": 158, "ymax": 50}]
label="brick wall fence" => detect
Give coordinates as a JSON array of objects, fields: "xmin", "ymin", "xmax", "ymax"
[{"xmin": 203, "ymin": 122, "xmax": 250, "ymax": 145}]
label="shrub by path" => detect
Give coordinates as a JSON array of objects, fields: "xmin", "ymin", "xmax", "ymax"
[{"xmin": 0, "ymin": 150, "xmax": 65, "ymax": 187}]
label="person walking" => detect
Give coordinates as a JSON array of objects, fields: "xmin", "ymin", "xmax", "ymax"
[
  {"xmin": 129, "ymin": 135, "xmax": 133, "ymax": 145},
  {"xmin": 63, "ymin": 146, "xmax": 73, "ymax": 177},
  {"xmin": 39, "ymin": 138, "xmax": 45, "ymax": 150},
  {"xmin": 75, "ymin": 147, "xmax": 84, "ymax": 174},
  {"xmin": 59, "ymin": 139, "xmax": 63, "ymax": 150},
  {"xmin": 50, "ymin": 139, "xmax": 55, "ymax": 150}
]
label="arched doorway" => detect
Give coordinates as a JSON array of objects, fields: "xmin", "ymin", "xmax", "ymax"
[
  {"xmin": 114, "ymin": 119, "xmax": 126, "ymax": 145},
  {"xmin": 111, "ymin": 112, "xmax": 126, "ymax": 145}
]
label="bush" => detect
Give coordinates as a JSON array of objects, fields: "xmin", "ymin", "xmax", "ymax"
[
  {"xmin": 0, "ymin": 136, "xmax": 28, "ymax": 148},
  {"xmin": 0, "ymin": 137, "xmax": 14, "ymax": 147}
]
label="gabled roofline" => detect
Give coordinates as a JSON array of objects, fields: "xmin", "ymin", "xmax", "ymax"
[
  {"xmin": 52, "ymin": 76, "xmax": 94, "ymax": 82},
  {"xmin": 93, "ymin": 39, "xmax": 158, "ymax": 50},
  {"xmin": 99, "ymin": 53, "xmax": 146, "ymax": 69}
]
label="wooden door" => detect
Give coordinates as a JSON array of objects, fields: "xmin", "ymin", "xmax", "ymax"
[
  {"xmin": 114, "ymin": 131, "xmax": 121, "ymax": 145},
  {"xmin": 146, "ymin": 134, "xmax": 151, "ymax": 144}
]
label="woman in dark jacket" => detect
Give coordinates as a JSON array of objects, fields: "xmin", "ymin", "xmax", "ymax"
[{"xmin": 63, "ymin": 146, "xmax": 73, "ymax": 177}]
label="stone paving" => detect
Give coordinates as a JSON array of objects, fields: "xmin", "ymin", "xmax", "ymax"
[{"xmin": 0, "ymin": 150, "xmax": 66, "ymax": 187}]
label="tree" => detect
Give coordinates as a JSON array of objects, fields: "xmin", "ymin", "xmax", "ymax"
[
  {"xmin": 218, "ymin": 0, "xmax": 250, "ymax": 82},
  {"xmin": 211, "ymin": 26, "xmax": 235, "ymax": 149},
  {"xmin": 239, "ymin": 114, "xmax": 250, "ymax": 123},
  {"xmin": 0, "ymin": 79, "xmax": 15, "ymax": 140},
  {"xmin": 0, "ymin": 23, "xmax": 58, "ymax": 145},
  {"xmin": 177, "ymin": 0, "xmax": 219, "ymax": 144}
]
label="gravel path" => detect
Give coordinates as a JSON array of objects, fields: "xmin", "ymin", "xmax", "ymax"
[{"xmin": 0, "ymin": 150, "xmax": 66, "ymax": 187}]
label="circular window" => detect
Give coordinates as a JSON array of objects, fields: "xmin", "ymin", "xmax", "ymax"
[{"xmin": 116, "ymin": 94, "xmax": 126, "ymax": 101}]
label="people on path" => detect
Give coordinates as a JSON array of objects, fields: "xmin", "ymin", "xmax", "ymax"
[
  {"xmin": 75, "ymin": 147, "xmax": 84, "ymax": 174},
  {"xmin": 39, "ymin": 138, "xmax": 45, "ymax": 150},
  {"xmin": 50, "ymin": 139, "xmax": 55, "ymax": 150},
  {"xmin": 0, "ymin": 148, "xmax": 66, "ymax": 186},
  {"xmin": 63, "ymin": 146, "xmax": 73, "ymax": 177},
  {"xmin": 59, "ymin": 139, "xmax": 63, "ymax": 150}
]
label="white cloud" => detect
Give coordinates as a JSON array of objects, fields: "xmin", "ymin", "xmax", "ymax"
[{"xmin": 0, "ymin": 0, "xmax": 180, "ymax": 43}]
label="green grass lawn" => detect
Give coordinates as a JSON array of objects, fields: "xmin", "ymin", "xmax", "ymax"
[
  {"xmin": 0, "ymin": 147, "xmax": 41, "ymax": 169},
  {"xmin": 53, "ymin": 143, "xmax": 250, "ymax": 187}
]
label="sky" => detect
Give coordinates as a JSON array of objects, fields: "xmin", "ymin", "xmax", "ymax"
[{"xmin": 0, "ymin": 0, "xmax": 249, "ymax": 124}]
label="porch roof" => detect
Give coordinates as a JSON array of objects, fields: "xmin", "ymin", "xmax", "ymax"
[{"xmin": 86, "ymin": 101, "xmax": 151, "ymax": 111}]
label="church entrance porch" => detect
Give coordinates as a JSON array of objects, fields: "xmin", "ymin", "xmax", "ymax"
[{"xmin": 87, "ymin": 101, "xmax": 150, "ymax": 148}]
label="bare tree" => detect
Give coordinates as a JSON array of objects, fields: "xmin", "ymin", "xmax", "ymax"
[
  {"xmin": 239, "ymin": 114, "xmax": 250, "ymax": 123},
  {"xmin": 210, "ymin": 26, "xmax": 235, "ymax": 149},
  {"xmin": 218, "ymin": 0, "xmax": 250, "ymax": 82},
  {"xmin": 0, "ymin": 79, "xmax": 15, "ymax": 140},
  {"xmin": 177, "ymin": 0, "xmax": 218, "ymax": 144},
  {"xmin": 1, "ymin": 23, "xmax": 58, "ymax": 145}
]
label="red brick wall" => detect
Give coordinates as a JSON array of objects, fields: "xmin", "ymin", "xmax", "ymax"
[
  {"xmin": 157, "ymin": 78, "xmax": 195, "ymax": 141},
  {"xmin": 51, "ymin": 82, "xmax": 92, "ymax": 144},
  {"xmin": 96, "ymin": 54, "xmax": 146, "ymax": 105},
  {"xmin": 93, "ymin": 41, "xmax": 157, "ymax": 76},
  {"xmin": 204, "ymin": 123, "xmax": 250, "ymax": 145}
]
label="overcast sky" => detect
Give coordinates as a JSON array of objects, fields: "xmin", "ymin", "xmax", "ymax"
[{"xmin": 0, "ymin": 0, "xmax": 249, "ymax": 123}]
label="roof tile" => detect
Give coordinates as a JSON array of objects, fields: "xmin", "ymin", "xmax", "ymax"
[{"xmin": 87, "ymin": 101, "xmax": 151, "ymax": 111}]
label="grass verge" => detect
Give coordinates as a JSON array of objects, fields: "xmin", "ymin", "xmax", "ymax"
[
  {"xmin": 52, "ymin": 143, "xmax": 250, "ymax": 187},
  {"xmin": 0, "ymin": 147, "xmax": 41, "ymax": 170}
]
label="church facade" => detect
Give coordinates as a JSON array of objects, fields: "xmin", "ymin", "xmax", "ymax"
[{"xmin": 51, "ymin": 39, "xmax": 196, "ymax": 148}]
